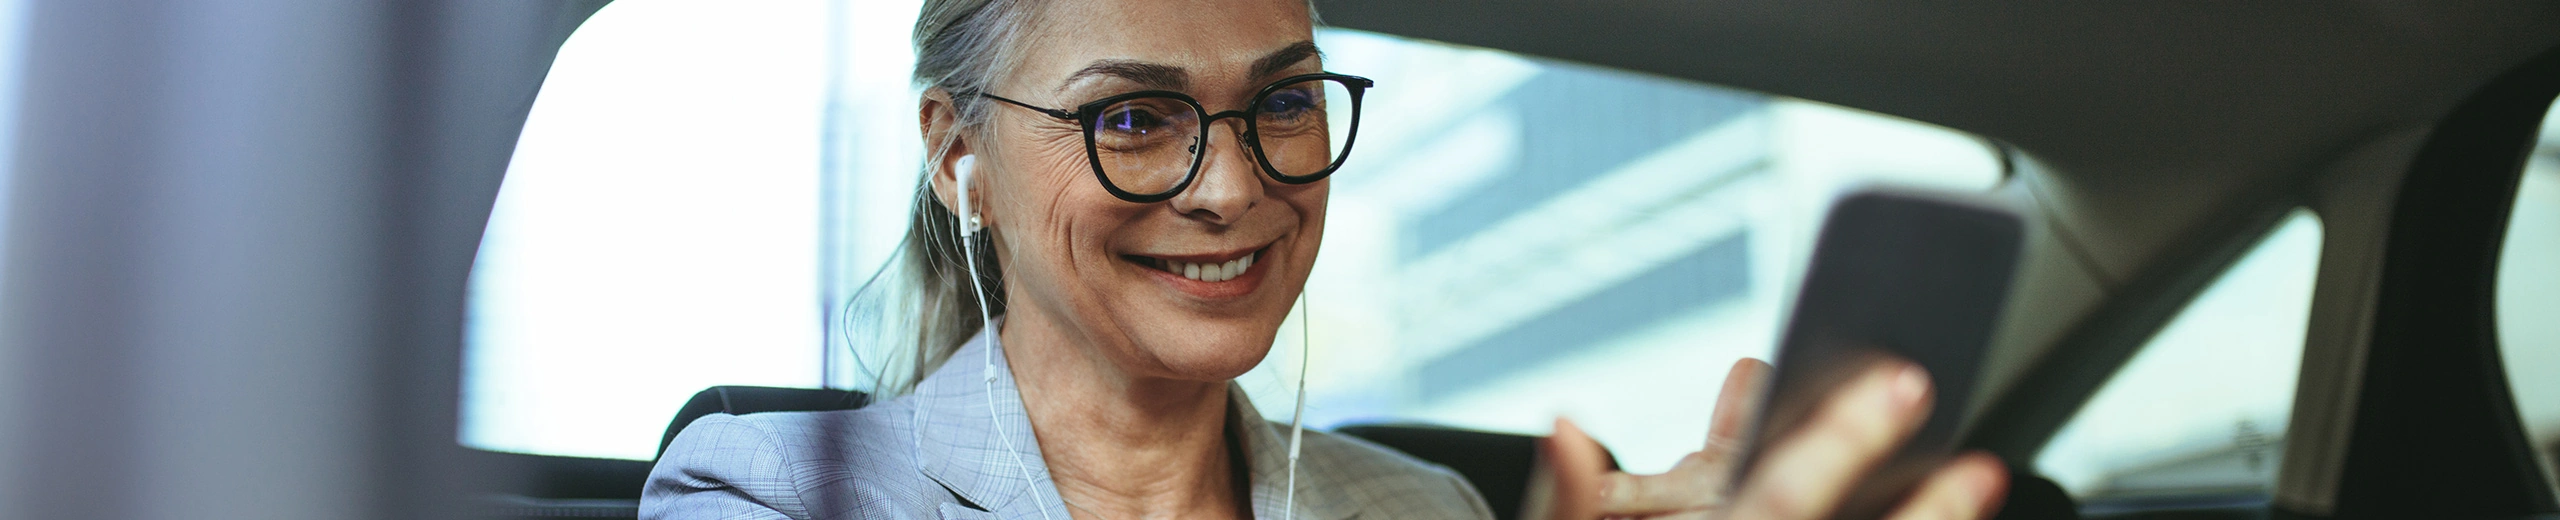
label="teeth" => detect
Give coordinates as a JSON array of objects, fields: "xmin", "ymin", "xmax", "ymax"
[{"xmin": 1173, "ymin": 252, "xmax": 1256, "ymax": 282}]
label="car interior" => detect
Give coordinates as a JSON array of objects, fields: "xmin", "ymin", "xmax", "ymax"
[{"xmin": 1, "ymin": 1, "xmax": 2555, "ymax": 520}]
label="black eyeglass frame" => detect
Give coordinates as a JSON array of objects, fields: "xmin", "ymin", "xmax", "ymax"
[{"xmin": 975, "ymin": 72, "xmax": 1374, "ymax": 203}]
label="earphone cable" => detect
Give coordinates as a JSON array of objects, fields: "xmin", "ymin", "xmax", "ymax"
[
  {"xmin": 957, "ymin": 157, "xmax": 1059, "ymax": 520},
  {"xmin": 1284, "ymin": 289, "xmax": 1310, "ymax": 520}
]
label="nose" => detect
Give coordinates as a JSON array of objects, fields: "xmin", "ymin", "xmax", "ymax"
[{"xmin": 1168, "ymin": 117, "xmax": 1262, "ymax": 225}]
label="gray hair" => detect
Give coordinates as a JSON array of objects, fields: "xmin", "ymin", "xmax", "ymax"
[
  {"xmin": 846, "ymin": 0, "xmax": 1318, "ymax": 395},
  {"xmin": 838, "ymin": 0, "xmax": 1036, "ymax": 396}
]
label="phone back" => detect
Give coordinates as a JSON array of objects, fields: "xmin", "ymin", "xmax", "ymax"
[{"xmin": 1742, "ymin": 189, "xmax": 2025, "ymax": 520}]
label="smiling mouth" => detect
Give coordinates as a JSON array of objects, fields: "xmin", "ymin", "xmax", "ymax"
[{"xmin": 1123, "ymin": 245, "xmax": 1267, "ymax": 283}]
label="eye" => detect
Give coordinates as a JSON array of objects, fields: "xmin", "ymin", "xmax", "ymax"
[
  {"xmin": 1261, "ymin": 89, "xmax": 1317, "ymax": 116},
  {"xmin": 1101, "ymin": 107, "xmax": 1166, "ymax": 133}
]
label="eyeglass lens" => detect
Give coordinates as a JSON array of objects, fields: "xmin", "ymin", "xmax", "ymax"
[
  {"xmin": 1089, "ymin": 96, "xmax": 1201, "ymax": 196},
  {"xmin": 1087, "ymin": 77, "xmax": 1357, "ymax": 198}
]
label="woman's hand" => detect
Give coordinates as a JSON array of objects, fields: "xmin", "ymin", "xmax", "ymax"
[{"xmin": 1530, "ymin": 358, "xmax": 2008, "ymax": 520}]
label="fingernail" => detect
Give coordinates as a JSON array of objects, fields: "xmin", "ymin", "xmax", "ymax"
[{"xmin": 1891, "ymin": 365, "xmax": 1930, "ymax": 407}]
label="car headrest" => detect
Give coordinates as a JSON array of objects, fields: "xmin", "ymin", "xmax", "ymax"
[
  {"xmin": 656, "ymin": 386, "xmax": 870, "ymax": 460},
  {"xmin": 1334, "ymin": 423, "xmax": 1618, "ymax": 520}
]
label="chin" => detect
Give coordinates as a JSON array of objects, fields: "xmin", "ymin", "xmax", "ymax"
[{"xmin": 1135, "ymin": 322, "xmax": 1280, "ymax": 382}]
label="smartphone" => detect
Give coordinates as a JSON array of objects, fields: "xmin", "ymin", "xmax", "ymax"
[{"xmin": 1735, "ymin": 189, "xmax": 2024, "ymax": 520}]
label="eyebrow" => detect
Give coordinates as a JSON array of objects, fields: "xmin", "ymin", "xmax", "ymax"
[
  {"xmin": 1052, "ymin": 41, "xmax": 1325, "ymax": 94},
  {"xmin": 1057, "ymin": 60, "xmax": 1189, "ymax": 92},
  {"xmin": 1249, "ymin": 41, "xmax": 1324, "ymax": 80}
]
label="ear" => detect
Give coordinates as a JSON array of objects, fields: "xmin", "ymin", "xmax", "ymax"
[{"xmin": 920, "ymin": 90, "xmax": 978, "ymax": 224}]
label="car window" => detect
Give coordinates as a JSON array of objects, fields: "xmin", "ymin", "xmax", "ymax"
[
  {"xmin": 1245, "ymin": 30, "xmax": 2004, "ymax": 475},
  {"xmin": 2497, "ymin": 100, "xmax": 2560, "ymax": 493},
  {"xmin": 2036, "ymin": 210, "xmax": 2323, "ymax": 504},
  {"xmin": 460, "ymin": 0, "xmax": 2008, "ymax": 466},
  {"xmin": 461, "ymin": 0, "xmax": 830, "ymax": 459}
]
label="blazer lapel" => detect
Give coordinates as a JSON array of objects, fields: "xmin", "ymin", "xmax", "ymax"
[
  {"xmin": 911, "ymin": 323, "xmax": 1069, "ymax": 520},
  {"xmin": 1230, "ymin": 383, "xmax": 1360, "ymax": 520},
  {"xmin": 936, "ymin": 502, "xmax": 1001, "ymax": 520}
]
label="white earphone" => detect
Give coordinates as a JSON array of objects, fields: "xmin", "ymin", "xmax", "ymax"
[
  {"xmin": 954, "ymin": 154, "xmax": 1058, "ymax": 520},
  {"xmin": 955, "ymin": 154, "xmax": 982, "ymax": 238}
]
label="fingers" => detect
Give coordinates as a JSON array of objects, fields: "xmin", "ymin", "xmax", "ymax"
[
  {"xmin": 1726, "ymin": 362, "xmax": 1933, "ymax": 520},
  {"xmin": 1707, "ymin": 358, "xmax": 1772, "ymax": 455},
  {"xmin": 1597, "ymin": 451, "xmax": 1722, "ymax": 513},
  {"xmin": 1883, "ymin": 452, "xmax": 2009, "ymax": 520},
  {"xmin": 1536, "ymin": 418, "xmax": 1610, "ymax": 520},
  {"xmin": 1592, "ymin": 358, "xmax": 1771, "ymax": 516}
]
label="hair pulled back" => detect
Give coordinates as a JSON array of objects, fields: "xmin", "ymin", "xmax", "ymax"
[{"xmin": 841, "ymin": 0, "xmax": 1037, "ymax": 395}]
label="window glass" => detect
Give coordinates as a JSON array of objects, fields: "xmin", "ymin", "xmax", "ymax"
[
  {"xmin": 2036, "ymin": 210, "xmax": 2323, "ymax": 501},
  {"xmin": 462, "ymin": 0, "xmax": 2008, "ymax": 468},
  {"xmin": 1257, "ymin": 31, "xmax": 2004, "ymax": 474},
  {"xmin": 2497, "ymin": 101, "xmax": 2560, "ymax": 491},
  {"xmin": 461, "ymin": 0, "xmax": 830, "ymax": 460}
]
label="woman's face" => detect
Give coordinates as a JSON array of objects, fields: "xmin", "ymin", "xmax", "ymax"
[{"xmin": 950, "ymin": 0, "xmax": 1326, "ymax": 382}]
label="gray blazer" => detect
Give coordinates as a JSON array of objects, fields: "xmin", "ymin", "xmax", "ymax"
[{"xmin": 643, "ymin": 327, "xmax": 1495, "ymax": 519}]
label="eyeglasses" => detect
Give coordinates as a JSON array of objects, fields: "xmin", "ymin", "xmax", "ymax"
[{"xmin": 975, "ymin": 73, "xmax": 1373, "ymax": 203}]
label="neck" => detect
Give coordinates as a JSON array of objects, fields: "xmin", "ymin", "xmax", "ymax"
[{"xmin": 999, "ymin": 311, "xmax": 1249, "ymax": 520}]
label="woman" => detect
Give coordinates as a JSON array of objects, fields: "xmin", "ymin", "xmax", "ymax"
[{"xmin": 644, "ymin": 0, "xmax": 2009, "ymax": 518}]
